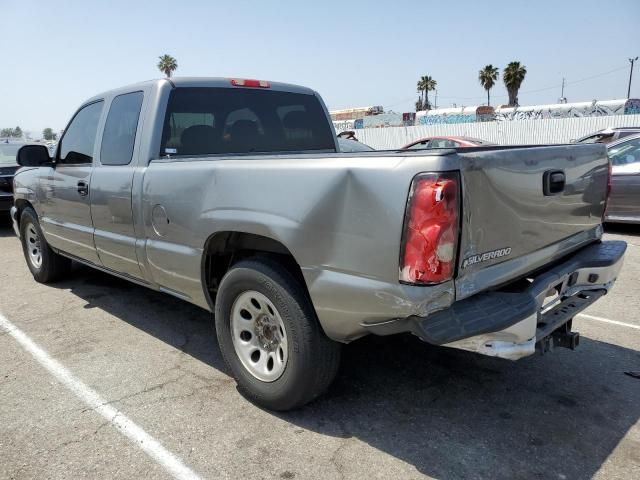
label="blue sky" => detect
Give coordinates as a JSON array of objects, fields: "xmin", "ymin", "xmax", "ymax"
[{"xmin": 2, "ymin": 0, "xmax": 640, "ymax": 135}]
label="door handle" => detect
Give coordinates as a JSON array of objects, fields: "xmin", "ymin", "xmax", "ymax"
[
  {"xmin": 77, "ymin": 181, "xmax": 89, "ymax": 196},
  {"xmin": 543, "ymin": 170, "xmax": 565, "ymax": 196}
]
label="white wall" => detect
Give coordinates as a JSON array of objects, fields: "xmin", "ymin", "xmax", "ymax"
[{"xmin": 346, "ymin": 114, "xmax": 640, "ymax": 149}]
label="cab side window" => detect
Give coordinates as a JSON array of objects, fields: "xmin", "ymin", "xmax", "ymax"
[
  {"xmin": 58, "ymin": 101, "xmax": 104, "ymax": 165},
  {"xmin": 101, "ymin": 92, "xmax": 144, "ymax": 166},
  {"xmin": 609, "ymin": 138, "xmax": 640, "ymax": 167}
]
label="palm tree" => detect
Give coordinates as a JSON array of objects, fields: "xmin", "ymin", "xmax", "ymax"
[
  {"xmin": 416, "ymin": 82, "xmax": 425, "ymax": 110},
  {"xmin": 157, "ymin": 54, "xmax": 178, "ymax": 78},
  {"xmin": 478, "ymin": 65, "xmax": 499, "ymax": 106},
  {"xmin": 417, "ymin": 75, "xmax": 437, "ymax": 110},
  {"xmin": 503, "ymin": 61, "xmax": 527, "ymax": 106}
]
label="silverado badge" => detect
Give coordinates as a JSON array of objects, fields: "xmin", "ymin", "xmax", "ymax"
[{"xmin": 462, "ymin": 247, "xmax": 512, "ymax": 269}]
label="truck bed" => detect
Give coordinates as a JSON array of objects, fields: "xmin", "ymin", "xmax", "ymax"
[{"xmin": 141, "ymin": 142, "xmax": 609, "ymax": 342}]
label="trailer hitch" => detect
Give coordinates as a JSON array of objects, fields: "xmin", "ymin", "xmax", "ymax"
[{"xmin": 536, "ymin": 320, "xmax": 580, "ymax": 355}]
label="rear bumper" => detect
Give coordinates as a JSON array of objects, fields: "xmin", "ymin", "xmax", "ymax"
[
  {"xmin": 605, "ymin": 214, "xmax": 640, "ymax": 224},
  {"xmin": 364, "ymin": 240, "xmax": 626, "ymax": 359}
]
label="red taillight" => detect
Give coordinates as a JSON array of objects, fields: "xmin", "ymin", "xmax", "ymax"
[
  {"xmin": 230, "ymin": 78, "xmax": 270, "ymax": 88},
  {"xmin": 400, "ymin": 172, "xmax": 460, "ymax": 284}
]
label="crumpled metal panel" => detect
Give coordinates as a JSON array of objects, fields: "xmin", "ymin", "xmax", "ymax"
[{"xmin": 142, "ymin": 151, "xmax": 460, "ymax": 342}]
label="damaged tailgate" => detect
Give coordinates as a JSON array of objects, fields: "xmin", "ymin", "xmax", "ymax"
[{"xmin": 455, "ymin": 144, "xmax": 609, "ymax": 299}]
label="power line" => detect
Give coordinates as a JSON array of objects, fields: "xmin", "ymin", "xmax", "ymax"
[
  {"xmin": 382, "ymin": 64, "xmax": 630, "ymax": 110},
  {"xmin": 566, "ymin": 65, "xmax": 629, "ymax": 85}
]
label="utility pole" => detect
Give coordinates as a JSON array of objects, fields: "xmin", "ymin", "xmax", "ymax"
[
  {"xmin": 559, "ymin": 77, "xmax": 567, "ymax": 103},
  {"xmin": 628, "ymin": 57, "xmax": 638, "ymax": 99},
  {"xmin": 434, "ymin": 90, "xmax": 438, "ymax": 109}
]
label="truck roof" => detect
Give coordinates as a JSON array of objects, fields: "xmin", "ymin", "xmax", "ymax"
[{"xmin": 83, "ymin": 77, "xmax": 318, "ymax": 105}]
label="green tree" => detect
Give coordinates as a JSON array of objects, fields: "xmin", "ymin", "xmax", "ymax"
[
  {"xmin": 417, "ymin": 75, "xmax": 437, "ymax": 110},
  {"xmin": 157, "ymin": 54, "xmax": 178, "ymax": 78},
  {"xmin": 13, "ymin": 126, "xmax": 22, "ymax": 138},
  {"xmin": 478, "ymin": 65, "xmax": 499, "ymax": 106},
  {"xmin": 503, "ymin": 61, "xmax": 527, "ymax": 107},
  {"xmin": 1, "ymin": 128, "xmax": 13, "ymax": 137},
  {"xmin": 43, "ymin": 128, "xmax": 55, "ymax": 140}
]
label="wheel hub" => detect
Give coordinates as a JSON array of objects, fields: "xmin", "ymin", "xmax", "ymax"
[{"xmin": 255, "ymin": 315, "xmax": 281, "ymax": 351}]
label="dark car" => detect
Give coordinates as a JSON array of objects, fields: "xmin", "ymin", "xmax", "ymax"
[
  {"xmin": 0, "ymin": 142, "xmax": 28, "ymax": 214},
  {"xmin": 605, "ymin": 134, "xmax": 640, "ymax": 224},
  {"xmin": 401, "ymin": 136, "xmax": 494, "ymax": 150},
  {"xmin": 575, "ymin": 127, "xmax": 640, "ymax": 144}
]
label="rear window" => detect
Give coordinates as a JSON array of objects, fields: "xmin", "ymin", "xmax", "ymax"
[
  {"xmin": 429, "ymin": 139, "xmax": 459, "ymax": 148},
  {"xmin": 160, "ymin": 87, "xmax": 336, "ymax": 156},
  {"xmin": 617, "ymin": 130, "xmax": 640, "ymax": 140}
]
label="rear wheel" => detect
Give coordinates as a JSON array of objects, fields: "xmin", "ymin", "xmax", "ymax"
[
  {"xmin": 19, "ymin": 208, "xmax": 71, "ymax": 283},
  {"xmin": 230, "ymin": 290, "xmax": 289, "ymax": 382},
  {"xmin": 215, "ymin": 257, "xmax": 341, "ymax": 411}
]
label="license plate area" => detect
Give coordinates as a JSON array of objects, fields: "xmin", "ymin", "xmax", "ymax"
[
  {"xmin": 536, "ymin": 289, "xmax": 606, "ymax": 339},
  {"xmin": 540, "ymin": 282, "xmax": 563, "ymax": 313}
]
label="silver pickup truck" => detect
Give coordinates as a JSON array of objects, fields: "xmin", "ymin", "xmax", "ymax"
[{"xmin": 12, "ymin": 77, "xmax": 626, "ymax": 410}]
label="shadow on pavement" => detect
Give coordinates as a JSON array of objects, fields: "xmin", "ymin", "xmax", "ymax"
[
  {"xmin": 605, "ymin": 222, "xmax": 640, "ymax": 237},
  {"xmin": 2, "ymin": 222, "xmax": 638, "ymax": 479},
  {"xmin": 0, "ymin": 215, "xmax": 16, "ymax": 237},
  {"xmin": 290, "ymin": 335, "xmax": 640, "ymax": 479}
]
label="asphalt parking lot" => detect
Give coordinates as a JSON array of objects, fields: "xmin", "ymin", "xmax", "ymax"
[{"xmin": 0, "ymin": 217, "xmax": 639, "ymax": 480}]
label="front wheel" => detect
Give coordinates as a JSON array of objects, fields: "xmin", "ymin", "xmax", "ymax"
[
  {"xmin": 215, "ymin": 257, "xmax": 341, "ymax": 411},
  {"xmin": 19, "ymin": 207, "xmax": 70, "ymax": 283}
]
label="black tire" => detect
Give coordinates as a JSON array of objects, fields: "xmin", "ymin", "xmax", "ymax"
[
  {"xmin": 19, "ymin": 207, "xmax": 71, "ymax": 283},
  {"xmin": 215, "ymin": 257, "xmax": 341, "ymax": 411}
]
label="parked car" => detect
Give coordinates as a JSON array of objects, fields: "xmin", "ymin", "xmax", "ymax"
[
  {"xmin": 605, "ymin": 134, "xmax": 640, "ymax": 223},
  {"xmin": 575, "ymin": 127, "xmax": 640, "ymax": 144},
  {"xmin": 0, "ymin": 141, "xmax": 31, "ymax": 214},
  {"xmin": 337, "ymin": 137, "xmax": 375, "ymax": 152},
  {"xmin": 401, "ymin": 136, "xmax": 494, "ymax": 150},
  {"xmin": 12, "ymin": 77, "xmax": 625, "ymax": 410}
]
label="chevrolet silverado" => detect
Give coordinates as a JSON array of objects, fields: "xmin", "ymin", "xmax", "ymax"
[{"xmin": 11, "ymin": 77, "xmax": 626, "ymax": 410}]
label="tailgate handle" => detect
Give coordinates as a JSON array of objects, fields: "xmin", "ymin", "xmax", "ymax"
[{"xmin": 543, "ymin": 170, "xmax": 565, "ymax": 195}]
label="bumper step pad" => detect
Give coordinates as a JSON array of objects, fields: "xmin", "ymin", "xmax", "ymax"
[{"xmin": 410, "ymin": 241, "xmax": 626, "ymax": 345}]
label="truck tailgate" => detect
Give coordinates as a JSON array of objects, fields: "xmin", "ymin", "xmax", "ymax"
[{"xmin": 455, "ymin": 144, "xmax": 609, "ymax": 299}]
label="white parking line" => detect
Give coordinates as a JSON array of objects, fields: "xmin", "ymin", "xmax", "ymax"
[
  {"xmin": 0, "ymin": 312, "xmax": 203, "ymax": 480},
  {"xmin": 578, "ymin": 313, "xmax": 640, "ymax": 330}
]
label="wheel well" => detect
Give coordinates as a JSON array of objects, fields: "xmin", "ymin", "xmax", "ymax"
[
  {"xmin": 13, "ymin": 199, "xmax": 34, "ymax": 224},
  {"xmin": 202, "ymin": 231, "xmax": 308, "ymax": 308}
]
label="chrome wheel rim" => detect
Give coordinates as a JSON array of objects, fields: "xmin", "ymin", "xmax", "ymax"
[
  {"xmin": 26, "ymin": 223, "xmax": 43, "ymax": 269},
  {"xmin": 230, "ymin": 290, "xmax": 288, "ymax": 382}
]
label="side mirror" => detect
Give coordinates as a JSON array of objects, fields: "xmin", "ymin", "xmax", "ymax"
[{"xmin": 17, "ymin": 145, "xmax": 52, "ymax": 167}]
